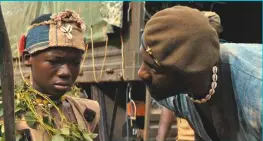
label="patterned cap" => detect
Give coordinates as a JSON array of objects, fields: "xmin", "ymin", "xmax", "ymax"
[{"xmin": 19, "ymin": 10, "xmax": 86, "ymax": 55}]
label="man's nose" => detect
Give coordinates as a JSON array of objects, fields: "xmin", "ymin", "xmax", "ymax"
[
  {"xmin": 57, "ymin": 64, "xmax": 72, "ymax": 78},
  {"xmin": 138, "ymin": 64, "xmax": 151, "ymax": 80}
]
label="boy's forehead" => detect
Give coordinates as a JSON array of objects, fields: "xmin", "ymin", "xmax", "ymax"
[{"xmin": 33, "ymin": 47, "xmax": 83, "ymax": 58}]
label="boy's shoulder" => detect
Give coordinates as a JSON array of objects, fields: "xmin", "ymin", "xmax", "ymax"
[
  {"xmin": 65, "ymin": 95, "xmax": 100, "ymax": 113},
  {"xmin": 64, "ymin": 95, "xmax": 100, "ymax": 132}
]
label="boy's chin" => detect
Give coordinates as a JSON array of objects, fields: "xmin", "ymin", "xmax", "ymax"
[{"xmin": 48, "ymin": 92, "xmax": 66, "ymax": 100}]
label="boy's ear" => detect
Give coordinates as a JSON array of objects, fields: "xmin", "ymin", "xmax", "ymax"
[{"xmin": 23, "ymin": 51, "xmax": 32, "ymax": 67}]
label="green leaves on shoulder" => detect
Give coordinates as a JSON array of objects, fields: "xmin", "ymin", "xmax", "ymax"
[
  {"xmin": 51, "ymin": 128, "xmax": 98, "ymax": 141},
  {"xmin": 83, "ymin": 132, "xmax": 98, "ymax": 141},
  {"xmin": 52, "ymin": 134, "xmax": 65, "ymax": 141},
  {"xmin": 60, "ymin": 128, "xmax": 70, "ymax": 136}
]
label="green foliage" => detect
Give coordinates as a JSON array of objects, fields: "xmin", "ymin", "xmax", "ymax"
[
  {"xmin": 52, "ymin": 134, "xmax": 65, "ymax": 141},
  {"xmin": 0, "ymin": 83, "xmax": 97, "ymax": 141},
  {"xmin": 60, "ymin": 128, "xmax": 70, "ymax": 136}
]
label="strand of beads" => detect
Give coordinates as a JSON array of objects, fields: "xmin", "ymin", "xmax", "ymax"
[{"xmin": 187, "ymin": 66, "xmax": 218, "ymax": 104}]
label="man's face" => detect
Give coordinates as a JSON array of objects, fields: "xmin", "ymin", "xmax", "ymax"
[
  {"xmin": 24, "ymin": 47, "xmax": 83, "ymax": 97},
  {"xmin": 138, "ymin": 45, "xmax": 186, "ymax": 100}
]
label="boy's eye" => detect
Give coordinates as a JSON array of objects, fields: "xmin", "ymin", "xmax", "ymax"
[
  {"xmin": 72, "ymin": 61, "xmax": 81, "ymax": 66},
  {"xmin": 47, "ymin": 59, "xmax": 81, "ymax": 66},
  {"xmin": 47, "ymin": 60, "xmax": 60, "ymax": 64},
  {"xmin": 48, "ymin": 60, "xmax": 58, "ymax": 63}
]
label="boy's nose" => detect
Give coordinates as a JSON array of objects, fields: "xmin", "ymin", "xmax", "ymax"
[{"xmin": 57, "ymin": 64, "xmax": 72, "ymax": 78}]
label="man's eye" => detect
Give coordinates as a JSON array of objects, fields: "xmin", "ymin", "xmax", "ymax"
[
  {"xmin": 144, "ymin": 61, "xmax": 154, "ymax": 69},
  {"xmin": 144, "ymin": 61, "xmax": 164, "ymax": 74}
]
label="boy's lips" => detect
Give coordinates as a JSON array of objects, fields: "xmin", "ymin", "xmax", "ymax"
[
  {"xmin": 54, "ymin": 82, "xmax": 71, "ymax": 91},
  {"xmin": 54, "ymin": 84, "xmax": 70, "ymax": 91}
]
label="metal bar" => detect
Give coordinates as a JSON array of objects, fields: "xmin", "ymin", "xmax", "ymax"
[
  {"xmin": 125, "ymin": 83, "xmax": 130, "ymax": 141},
  {"xmin": 0, "ymin": 4, "xmax": 15, "ymax": 141},
  {"xmin": 109, "ymin": 88, "xmax": 119, "ymax": 141},
  {"xmin": 91, "ymin": 85, "xmax": 109, "ymax": 141}
]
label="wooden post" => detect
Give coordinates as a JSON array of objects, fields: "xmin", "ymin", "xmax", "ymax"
[
  {"xmin": 109, "ymin": 88, "xmax": 119, "ymax": 141},
  {"xmin": 91, "ymin": 85, "xmax": 109, "ymax": 141},
  {"xmin": 0, "ymin": 4, "xmax": 15, "ymax": 141},
  {"xmin": 143, "ymin": 89, "xmax": 151, "ymax": 141}
]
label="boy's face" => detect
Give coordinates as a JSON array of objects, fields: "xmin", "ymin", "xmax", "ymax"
[{"xmin": 24, "ymin": 47, "xmax": 83, "ymax": 97}]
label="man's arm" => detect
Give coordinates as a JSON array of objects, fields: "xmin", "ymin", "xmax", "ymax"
[{"xmin": 156, "ymin": 106, "xmax": 175, "ymax": 141}]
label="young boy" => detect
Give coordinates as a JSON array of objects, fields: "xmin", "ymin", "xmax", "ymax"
[{"xmin": 0, "ymin": 10, "xmax": 100, "ymax": 141}]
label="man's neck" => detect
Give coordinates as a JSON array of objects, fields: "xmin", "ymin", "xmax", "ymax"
[{"xmin": 185, "ymin": 70, "xmax": 214, "ymax": 99}]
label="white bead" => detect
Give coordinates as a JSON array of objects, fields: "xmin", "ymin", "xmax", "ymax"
[
  {"xmin": 212, "ymin": 74, "xmax": 218, "ymax": 82},
  {"xmin": 209, "ymin": 89, "xmax": 215, "ymax": 95},
  {"xmin": 205, "ymin": 94, "xmax": 212, "ymax": 100},
  {"xmin": 212, "ymin": 66, "xmax": 218, "ymax": 74},
  {"xmin": 201, "ymin": 98, "xmax": 207, "ymax": 103},
  {"xmin": 211, "ymin": 82, "xmax": 217, "ymax": 89},
  {"xmin": 195, "ymin": 99, "xmax": 201, "ymax": 104}
]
